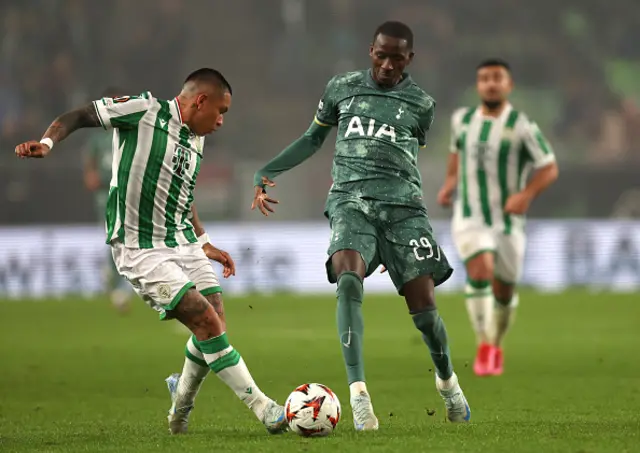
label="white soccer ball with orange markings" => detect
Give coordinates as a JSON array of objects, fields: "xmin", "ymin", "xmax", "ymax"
[{"xmin": 285, "ymin": 383, "xmax": 341, "ymax": 437}]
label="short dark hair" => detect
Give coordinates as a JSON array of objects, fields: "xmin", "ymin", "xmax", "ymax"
[
  {"xmin": 477, "ymin": 58, "xmax": 511, "ymax": 72},
  {"xmin": 373, "ymin": 21, "xmax": 414, "ymax": 49},
  {"xmin": 184, "ymin": 68, "xmax": 232, "ymax": 95}
]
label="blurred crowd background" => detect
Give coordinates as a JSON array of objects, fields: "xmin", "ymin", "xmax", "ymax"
[{"xmin": 2, "ymin": 0, "xmax": 640, "ymax": 225}]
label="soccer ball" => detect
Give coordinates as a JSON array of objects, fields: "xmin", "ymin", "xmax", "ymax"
[{"xmin": 285, "ymin": 383, "xmax": 341, "ymax": 437}]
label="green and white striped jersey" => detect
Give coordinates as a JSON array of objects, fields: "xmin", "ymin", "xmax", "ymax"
[
  {"xmin": 450, "ymin": 104, "xmax": 555, "ymax": 234},
  {"xmin": 93, "ymin": 92, "xmax": 204, "ymax": 249}
]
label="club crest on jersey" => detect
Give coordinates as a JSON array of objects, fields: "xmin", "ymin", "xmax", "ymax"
[
  {"xmin": 476, "ymin": 143, "xmax": 489, "ymax": 156},
  {"xmin": 475, "ymin": 143, "xmax": 490, "ymax": 169},
  {"xmin": 158, "ymin": 284, "xmax": 172, "ymax": 300},
  {"xmin": 113, "ymin": 96, "xmax": 135, "ymax": 104},
  {"xmin": 344, "ymin": 116, "xmax": 396, "ymax": 142},
  {"xmin": 475, "ymin": 143, "xmax": 491, "ymax": 162},
  {"xmin": 172, "ymin": 145, "xmax": 191, "ymax": 178}
]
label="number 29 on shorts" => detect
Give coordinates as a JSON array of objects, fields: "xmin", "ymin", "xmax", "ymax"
[{"xmin": 410, "ymin": 236, "xmax": 441, "ymax": 261}]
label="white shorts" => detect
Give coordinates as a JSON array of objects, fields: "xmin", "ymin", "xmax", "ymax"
[
  {"xmin": 451, "ymin": 226, "xmax": 526, "ymax": 284},
  {"xmin": 111, "ymin": 241, "xmax": 221, "ymax": 318}
]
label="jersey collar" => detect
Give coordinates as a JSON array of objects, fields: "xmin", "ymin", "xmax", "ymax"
[
  {"xmin": 478, "ymin": 102, "xmax": 512, "ymax": 120},
  {"xmin": 366, "ymin": 69, "xmax": 413, "ymax": 92},
  {"xmin": 173, "ymin": 97, "xmax": 197, "ymax": 139},
  {"xmin": 173, "ymin": 97, "xmax": 184, "ymax": 124}
]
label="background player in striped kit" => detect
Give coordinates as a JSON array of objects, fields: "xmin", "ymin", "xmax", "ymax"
[
  {"xmin": 437, "ymin": 59, "xmax": 559, "ymax": 376},
  {"xmin": 14, "ymin": 69, "xmax": 288, "ymax": 435}
]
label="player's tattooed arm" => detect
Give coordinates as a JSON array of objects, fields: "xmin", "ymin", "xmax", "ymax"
[
  {"xmin": 43, "ymin": 103, "xmax": 101, "ymax": 144},
  {"xmin": 14, "ymin": 103, "xmax": 102, "ymax": 159}
]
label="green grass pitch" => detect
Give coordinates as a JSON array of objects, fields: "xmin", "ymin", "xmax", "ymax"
[{"xmin": 0, "ymin": 291, "xmax": 638, "ymax": 452}]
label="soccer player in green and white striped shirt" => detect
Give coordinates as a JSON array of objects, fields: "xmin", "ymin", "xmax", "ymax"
[
  {"xmin": 14, "ymin": 68, "xmax": 288, "ymax": 435},
  {"xmin": 437, "ymin": 59, "xmax": 559, "ymax": 377}
]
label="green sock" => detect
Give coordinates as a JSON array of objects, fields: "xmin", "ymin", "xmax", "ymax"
[
  {"xmin": 412, "ymin": 308, "xmax": 454, "ymax": 380},
  {"xmin": 336, "ymin": 272, "xmax": 365, "ymax": 384},
  {"xmin": 197, "ymin": 333, "xmax": 267, "ymax": 414}
]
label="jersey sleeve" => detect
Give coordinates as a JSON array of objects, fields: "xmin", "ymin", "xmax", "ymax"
[
  {"xmin": 417, "ymin": 102, "xmax": 435, "ymax": 148},
  {"xmin": 92, "ymin": 92, "xmax": 152, "ymax": 130},
  {"xmin": 449, "ymin": 108, "xmax": 467, "ymax": 154},
  {"xmin": 313, "ymin": 77, "xmax": 339, "ymax": 127},
  {"xmin": 520, "ymin": 118, "xmax": 556, "ymax": 168}
]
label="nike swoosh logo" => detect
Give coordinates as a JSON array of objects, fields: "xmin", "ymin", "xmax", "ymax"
[
  {"xmin": 343, "ymin": 327, "xmax": 352, "ymax": 348},
  {"xmin": 345, "ymin": 97, "xmax": 354, "ymax": 110}
]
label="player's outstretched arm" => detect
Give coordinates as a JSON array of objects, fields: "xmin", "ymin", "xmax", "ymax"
[
  {"xmin": 253, "ymin": 121, "xmax": 331, "ymax": 185},
  {"xmin": 252, "ymin": 75, "xmax": 338, "ymax": 216},
  {"xmin": 251, "ymin": 121, "xmax": 332, "ymax": 216},
  {"xmin": 15, "ymin": 103, "xmax": 101, "ymax": 158},
  {"xmin": 191, "ymin": 203, "xmax": 236, "ymax": 278},
  {"xmin": 43, "ymin": 103, "xmax": 101, "ymax": 143}
]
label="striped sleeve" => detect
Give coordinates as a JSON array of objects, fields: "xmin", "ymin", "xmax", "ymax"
[
  {"xmin": 93, "ymin": 92, "xmax": 152, "ymax": 130},
  {"xmin": 520, "ymin": 117, "xmax": 556, "ymax": 168},
  {"xmin": 449, "ymin": 108, "xmax": 468, "ymax": 153}
]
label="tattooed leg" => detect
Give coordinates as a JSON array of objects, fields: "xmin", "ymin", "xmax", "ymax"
[
  {"xmin": 173, "ymin": 288, "xmax": 223, "ymax": 340},
  {"xmin": 169, "ymin": 289, "xmax": 282, "ymax": 430},
  {"xmin": 205, "ymin": 293, "xmax": 226, "ymax": 331}
]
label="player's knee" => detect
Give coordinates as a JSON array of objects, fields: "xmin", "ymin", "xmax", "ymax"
[
  {"xmin": 406, "ymin": 294, "xmax": 436, "ymax": 313},
  {"xmin": 493, "ymin": 279, "xmax": 515, "ymax": 305},
  {"xmin": 402, "ymin": 275, "xmax": 437, "ymax": 313},
  {"xmin": 332, "ymin": 250, "xmax": 366, "ymax": 278},
  {"xmin": 466, "ymin": 276, "xmax": 492, "ymax": 294},
  {"xmin": 174, "ymin": 289, "xmax": 223, "ymax": 340},
  {"xmin": 466, "ymin": 254, "xmax": 494, "ymax": 282},
  {"xmin": 204, "ymin": 293, "xmax": 226, "ymax": 331}
]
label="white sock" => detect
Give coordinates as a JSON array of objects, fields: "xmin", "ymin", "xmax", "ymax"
[
  {"xmin": 349, "ymin": 381, "xmax": 369, "ymax": 399},
  {"xmin": 175, "ymin": 337, "xmax": 209, "ymax": 409},
  {"xmin": 492, "ymin": 294, "xmax": 519, "ymax": 346},
  {"xmin": 464, "ymin": 283, "xmax": 493, "ymax": 344},
  {"xmin": 215, "ymin": 358, "xmax": 270, "ymax": 418},
  {"xmin": 199, "ymin": 333, "xmax": 270, "ymax": 420},
  {"xmin": 436, "ymin": 371, "xmax": 458, "ymax": 391}
]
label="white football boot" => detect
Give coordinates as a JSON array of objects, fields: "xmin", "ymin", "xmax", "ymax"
[
  {"xmin": 435, "ymin": 372, "xmax": 471, "ymax": 422},
  {"xmin": 166, "ymin": 373, "xmax": 194, "ymax": 434},
  {"xmin": 168, "ymin": 373, "xmax": 287, "ymax": 435},
  {"xmin": 260, "ymin": 400, "xmax": 289, "ymax": 434},
  {"xmin": 351, "ymin": 391, "xmax": 379, "ymax": 431}
]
